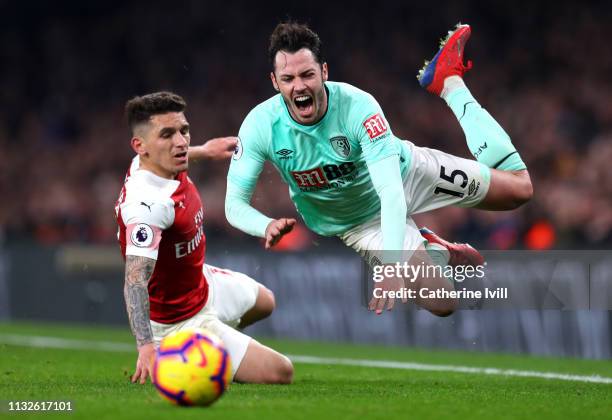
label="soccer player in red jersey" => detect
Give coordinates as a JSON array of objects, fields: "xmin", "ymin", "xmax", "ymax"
[{"xmin": 116, "ymin": 92, "xmax": 293, "ymax": 385}]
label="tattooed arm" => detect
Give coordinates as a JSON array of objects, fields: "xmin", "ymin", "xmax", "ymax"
[
  {"xmin": 124, "ymin": 255, "xmax": 156, "ymax": 384},
  {"xmin": 124, "ymin": 255, "xmax": 155, "ymax": 346}
]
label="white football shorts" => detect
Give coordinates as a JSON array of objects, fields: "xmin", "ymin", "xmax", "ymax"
[
  {"xmin": 339, "ymin": 143, "xmax": 490, "ymax": 265},
  {"xmin": 150, "ymin": 263, "xmax": 260, "ymax": 378}
]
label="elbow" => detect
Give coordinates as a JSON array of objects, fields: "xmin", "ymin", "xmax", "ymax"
[{"xmin": 516, "ymin": 180, "xmax": 533, "ymax": 208}]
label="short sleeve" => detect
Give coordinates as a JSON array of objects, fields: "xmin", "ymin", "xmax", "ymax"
[{"xmin": 120, "ymin": 198, "xmax": 175, "ymax": 259}]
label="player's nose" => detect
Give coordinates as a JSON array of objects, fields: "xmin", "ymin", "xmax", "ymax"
[
  {"xmin": 174, "ymin": 133, "xmax": 189, "ymax": 147},
  {"xmin": 293, "ymin": 77, "xmax": 307, "ymax": 92}
]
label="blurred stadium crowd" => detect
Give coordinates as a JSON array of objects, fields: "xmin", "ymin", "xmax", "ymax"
[{"xmin": 1, "ymin": 1, "xmax": 610, "ymax": 250}]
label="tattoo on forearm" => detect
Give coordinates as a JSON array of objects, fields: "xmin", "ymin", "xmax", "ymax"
[{"xmin": 124, "ymin": 255, "xmax": 156, "ymax": 347}]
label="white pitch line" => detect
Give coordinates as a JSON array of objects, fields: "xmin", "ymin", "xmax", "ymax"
[
  {"xmin": 287, "ymin": 355, "xmax": 612, "ymax": 385},
  {"xmin": 0, "ymin": 334, "xmax": 133, "ymax": 352},
  {"xmin": 2, "ymin": 334, "xmax": 611, "ymax": 385}
]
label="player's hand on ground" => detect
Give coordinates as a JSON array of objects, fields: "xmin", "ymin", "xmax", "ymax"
[
  {"xmin": 132, "ymin": 342, "xmax": 156, "ymax": 384},
  {"xmin": 190, "ymin": 137, "xmax": 238, "ymax": 161},
  {"xmin": 265, "ymin": 218, "xmax": 296, "ymax": 249},
  {"xmin": 369, "ymin": 274, "xmax": 408, "ymax": 315}
]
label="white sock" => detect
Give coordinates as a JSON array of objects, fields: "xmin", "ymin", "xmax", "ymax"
[
  {"xmin": 426, "ymin": 242, "xmax": 452, "ymax": 284},
  {"xmin": 440, "ymin": 75, "xmax": 466, "ymax": 101},
  {"xmin": 426, "ymin": 243, "xmax": 450, "ymax": 266}
]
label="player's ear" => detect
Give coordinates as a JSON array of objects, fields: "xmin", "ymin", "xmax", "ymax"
[
  {"xmin": 321, "ymin": 63, "xmax": 328, "ymax": 82},
  {"xmin": 131, "ymin": 137, "xmax": 147, "ymax": 156},
  {"xmin": 270, "ymin": 72, "xmax": 280, "ymax": 92}
]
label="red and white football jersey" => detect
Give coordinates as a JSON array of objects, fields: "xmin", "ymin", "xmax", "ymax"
[{"xmin": 116, "ymin": 157, "xmax": 208, "ymax": 324}]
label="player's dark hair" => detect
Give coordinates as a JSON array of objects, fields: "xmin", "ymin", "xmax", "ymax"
[
  {"xmin": 125, "ymin": 91, "xmax": 186, "ymax": 132},
  {"xmin": 268, "ymin": 22, "xmax": 324, "ymax": 71}
]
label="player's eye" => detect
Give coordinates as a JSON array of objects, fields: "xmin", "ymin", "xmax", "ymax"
[{"xmin": 180, "ymin": 127, "xmax": 190, "ymax": 136}]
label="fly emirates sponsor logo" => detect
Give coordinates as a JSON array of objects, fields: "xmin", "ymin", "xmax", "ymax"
[{"xmin": 175, "ymin": 207, "xmax": 205, "ymax": 259}]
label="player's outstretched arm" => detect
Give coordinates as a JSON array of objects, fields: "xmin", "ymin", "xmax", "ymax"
[
  {"xmin": 226, "ymin": 111, "xmax": 275, "ymax": 239},
  {"xmin": 124, "ymin": 255, "xmax": 157, "ymax": 384},
  {"xmin": 367, "ymin": 156, "xmax": 407, "ymax": 253},
  {"xmin": 366, "ymin": 156, "xmax": 409, "ymax": 314},
  {"xmin": 225, "ymin": 182, "xmax": 296, "ymax": 249},
  {"xmin": 188, "ymin": 136, "xmax": 238, "ymax": 162},
  {"xmin": 225, "ymin": 182, "xmax": 274, "ymax": 238}
]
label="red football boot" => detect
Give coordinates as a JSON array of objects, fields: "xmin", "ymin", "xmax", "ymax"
[{"xmin": 417, "ymin": 23, "xmax": 473, "ymax": 96}]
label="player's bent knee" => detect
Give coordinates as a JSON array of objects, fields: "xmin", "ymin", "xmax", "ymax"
[
  {"xmin": 428, "ymin": 299, "xmax": 457, "ymax": 317},
  {"xmin": 255, "ymin": 286, "xmax": 276, "ymax": 318},
  {"xmin": 271, "ymin": 354, "xmax": 294, "ymax": 384},
  {"xmin": 516, "ymin": 175, "xmax": 534, "ymax": 207},
  {"xmin": 235, "ymin": 340, "xmax": 292, "ymax": 384},
  {"xmin": 482, "ymin": 169, "xmax": 533, "ymax": 211},
  {"xmin": 508, "ymin": 170, "xmax": 533, "ymax": 209},
  {"xmin": 263, "ymin": 287, "xmax": 276, "ymax": 316},
  {"xmin": 429, "ymin": 307, "xmax": 455, "ymax": 317},
  {"xmin": 259, "ymin": 352, "xmax": 293, "ymax": 384},
  {"xmin": 238, "ymin": 286, "xmax": 275, "ymax": 329}
]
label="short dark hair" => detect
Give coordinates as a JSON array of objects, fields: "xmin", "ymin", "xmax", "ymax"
[
  {"xmin": 125, "ymin": 91, "xmax": 186, "ymax": 132},
  {"xmin": 268, "ymin": 22, "xmax": 324, "ymax": 71}
]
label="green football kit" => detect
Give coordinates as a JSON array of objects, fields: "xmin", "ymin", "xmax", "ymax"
[{"xmin": 225, "ymin": 81, "xmax": 524, "ymax": 263}]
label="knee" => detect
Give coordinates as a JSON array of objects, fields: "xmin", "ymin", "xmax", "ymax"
[
  {"xmin": 510, "ymin": 171, "xmax": 533, "ymax": 209},
  {"xmin": 514, "ymin": 177, "xmax": 533, "ymax": 208},
  {"xmin": 429, "ymin": 299, "xmax": 457, "ymax": 317},
  {"xmin": 268, "ymin": 355, "xmax": 293, "ymax": 384},
  {"xmin": 258, "ymin": 287, "xmax": 276, "ymax": 318},
  {"xmin": 430, "ymin": 307, "xmax": 455, "ymax": 317}
]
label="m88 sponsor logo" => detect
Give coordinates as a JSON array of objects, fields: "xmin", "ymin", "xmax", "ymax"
[{"xmin": 291, "ymin": 162, "xmax": 357, "ymax": 191}]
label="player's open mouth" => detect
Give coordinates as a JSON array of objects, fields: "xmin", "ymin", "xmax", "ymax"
[
  {"xmin": 293, "ymin": 95, "xmax": 314, "ymax": 115},
  {"xmin": 174, "ymin": 151, "xmax": 188, "ymax": 163}
]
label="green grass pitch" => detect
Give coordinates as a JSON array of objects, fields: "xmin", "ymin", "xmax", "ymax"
[{"xmin": 0, "ymin": 322, "xmax": 611, "ymax": 419}]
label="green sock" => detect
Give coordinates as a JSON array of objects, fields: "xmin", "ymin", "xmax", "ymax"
[{"xmin": 445, "ymin": 87, "xmax": 526, "ymax": 171}]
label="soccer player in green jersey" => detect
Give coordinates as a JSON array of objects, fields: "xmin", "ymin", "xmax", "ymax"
[{"xmin": 211, "ymin": 22, "xmax": 532, "ymax": 317}]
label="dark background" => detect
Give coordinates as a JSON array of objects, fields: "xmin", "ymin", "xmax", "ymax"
[{"xmin": 1, "ymin": 0, "xmax": 611, "ymax": 251}]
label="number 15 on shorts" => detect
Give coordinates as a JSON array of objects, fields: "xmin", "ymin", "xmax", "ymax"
[{"xmin": 434, "ymin": 165, "xmax": 468, "ymax": 198}]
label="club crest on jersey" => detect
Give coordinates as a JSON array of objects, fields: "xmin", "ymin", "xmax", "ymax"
[
  {"xmin": 329, "ymin": 136, "xmax": 351, "ymax": 158},
  {"xmin": 131, "ymin": 223, "xmax": 154, "ymax": 248},
  {"xmin": 233, "ymin": 137, "xmax": 243, "ymax": 160},
  {"xmin": 363, "ymin": 113, "xmax": 388, "ymax": 140}
]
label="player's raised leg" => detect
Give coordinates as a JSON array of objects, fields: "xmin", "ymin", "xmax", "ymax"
[{"xmin": 418, "ymin": 24, "xmax": 533, "ymax": 209}]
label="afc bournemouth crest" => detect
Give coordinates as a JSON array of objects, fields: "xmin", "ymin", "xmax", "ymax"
[{"xmin": 329, "ymin": 136, "xmax": 351, "ymax": 158}]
